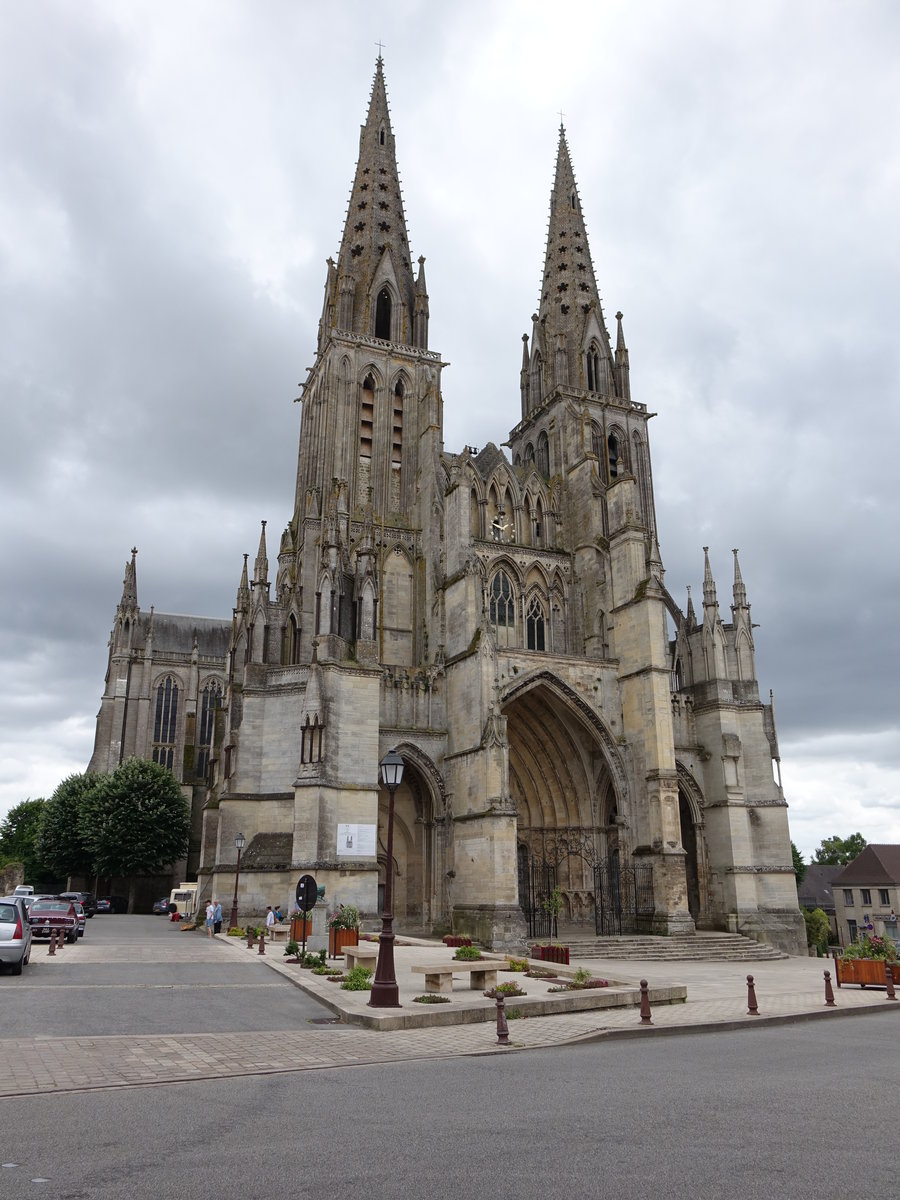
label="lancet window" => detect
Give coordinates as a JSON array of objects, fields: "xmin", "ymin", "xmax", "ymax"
[
  {"xmin": 526, "ymin": 595, "xmax": 546, "ymax": 651},
  {"xmin": 195, "ymin": 681, "xmax": 222, "ymax": 781},
  {"xmin": 375, "ymin": 287, "xmax": 392, "ymax": 340},
  {"xmin": 152, "ymin": 676, "xmax": 179, "ymax": 771},
  {"xmin": 360, "ymin": 376, "xmax": 375, "ymax": 461},
  {"xmin": 489, "ymin": 571, "xmax": 516, "ymax": 648},
  {"xmin": 391, "ymin": 381, "xmax": 404, "ymax": 467}
]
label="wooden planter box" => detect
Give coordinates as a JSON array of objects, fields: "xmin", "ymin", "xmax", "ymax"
[
  {"xmin": 531, "ymin": 944, "xmax": 570, "ymax": 965},
  {"xmin": 329, "ymin": 927, "xmax": 359, "ymax": 957},
  {"xmin": 835, "ymin": 957, "xmax": 899, "ymax": 987},
  {"xmin": 442, "ymin": 935, "xmax": 473, "ymax": 948},
  {"xmin": 290, "ymin": 917, "xmax": 312, "ymax": 942}
]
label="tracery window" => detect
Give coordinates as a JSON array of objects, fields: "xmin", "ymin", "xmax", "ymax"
[
  {"xmin": 195, "ymin": 681, "xmax": 222, "ymax": 781},
  {"xmin": 152, "ymin": 676, "xmax": 179, "ymax": 771},
  {"xmin": 586, "ymin": 343, "xmax": 602, "ymax": 392},
  {"xmin": 536, "ymin": 431, "xmax": 550, "ymax": 478},
  {"xmin": 526, "ymin": 595, "xmax": 546, "ymax": 651},
  {"xmin": 489, "ymin": 571, "xmax": 516, "ymax": 648}
]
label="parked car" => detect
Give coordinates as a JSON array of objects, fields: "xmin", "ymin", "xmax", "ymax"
[
  {"xmin": 72, "ymin": 901, "xmax": 86, "ymax": 937},
  {"xmin": 105, "ymin": 895, "xmax": 127, "ymax": 913},
  {"xmin": 0, "ymin": 896, "xmax": 33, "ymax": 974},
  {"xmin": 29, "ymin": 899, "xmax": 78, "ymax": 943},
  {"xmin": 58, "ymin": 891, "xmax": 97, "ymax": 918},
  {"xmin": 96, "ymin": 898, "xmax": 112, "ymax": 914},
  {"xmin": 151, "ymin": 897, "xmax": 170, "ymax": 915}
]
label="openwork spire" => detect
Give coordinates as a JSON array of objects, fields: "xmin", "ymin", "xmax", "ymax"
[
  {"xmin": 535, "ymin": 127, "xmax": 612, "ymax": 389},
  {"xmin": 333, "ymin": 57, "xmax": 416, "ymax": 341}
]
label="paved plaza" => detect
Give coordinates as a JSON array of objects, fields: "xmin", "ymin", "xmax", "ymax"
[{"xmin": 1, "ymin": 917, "xmax": 897, "ymax": 1098}]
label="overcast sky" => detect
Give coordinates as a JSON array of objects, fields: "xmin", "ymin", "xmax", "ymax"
[{"xmin": 1, "ymin": 1, "xmax": 898, "ymax": 859}]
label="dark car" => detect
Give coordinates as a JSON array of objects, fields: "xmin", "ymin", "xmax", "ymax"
[
  {"xmin": 58, "ymin": 891, "xmax": 97, "ymax": 918},
  {"xmin": 29, "ymin": 899, "xmax": 78, "ymax": 943},
  {"xmin": 96, "ymin": 898, "xmax": 112, "ymax": 914},
  {"xmin": 151, "ymin": 897, "xmax": 170, "ymax": 915},
  {"xmin": 0, "ymin": 896, "xmax": 33, "ymax": 974}
]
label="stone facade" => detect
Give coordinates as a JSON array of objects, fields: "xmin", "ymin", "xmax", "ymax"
[{"xmin": 89, "ymin": 59, "xmax": 805, "ymax": 954}]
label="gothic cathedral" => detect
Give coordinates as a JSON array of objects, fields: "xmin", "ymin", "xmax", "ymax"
[{"xmin": 89, "ymin": 60, "xmax": 806, "ymax": 954}]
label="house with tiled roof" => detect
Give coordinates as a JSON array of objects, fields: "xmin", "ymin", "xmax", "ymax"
[{"xmin": 832, "ymin": 846, "xmax": 900, "ymax": 948}]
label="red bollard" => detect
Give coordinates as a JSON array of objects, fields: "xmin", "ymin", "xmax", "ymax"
[
  {"xmin": 824, "ymin": 970, "xmax": 836, "ymax": 1007},
  {"xmin": 746, "ymin": 974, "xmax": 759, "ymax": 1015},
  {"xmin": 258, "ymin": 931, "xmax": 266, "ymax": 956},
  {"xmin": 496, "ymin": 993, "xmax": 510, "ymax": 1046},
  {"xmin": 885, "ymin": 962, "xmax": 897, "ymax": 1001},
  {"xmin": 56, "ymin": 928, "xmax": 64, "ymax": 951},
  {"xmin": 48, "ymin": 931, "xmax": 56, "ymax": 956},
  {"xmin": 247, "ymin": 928, "xmax": 255, "ymax": 949},
  {"xmin": 639, "ymin": 979, "xmax": 653, "ymax": 1025}
]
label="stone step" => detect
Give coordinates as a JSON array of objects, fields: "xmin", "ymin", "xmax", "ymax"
[{"xmin": 560, "ymin": 932, "xmax": 790, "ymax": 962}]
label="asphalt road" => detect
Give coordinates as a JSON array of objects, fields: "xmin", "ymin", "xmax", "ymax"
[
  {"xmin": 0, "ymin": 913, "xmax": 334, "ymax": 1036},
  {"xmin": 1, "ymin": 1012, "xmax": 897, "ymax": 1200}
]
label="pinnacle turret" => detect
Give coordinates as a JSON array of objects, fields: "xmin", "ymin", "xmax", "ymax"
[
  {"xmin": 118, "ymin": 547, "xmax": 139, "ymax": 613},
  {"xmin": 732, "ymin": 547, "xmax": 747, "ymax": 609},
  {"xmin": 702, "ymin": 546, "xmax": 717, "ymax": 610},
  {"xmin": 236, "ymin": 553, "xmax": 250, "ymax": 612},
  {"xmin": 253, "ymin": 520, "xmax": 269, "ymax": 587},
  {"xmin": 332, "ymin": 57, "xmax": 416, "ymax": 343},
  {"xmin": 685, "ymin": 585, "xmax": 697, "ymax": 631}
]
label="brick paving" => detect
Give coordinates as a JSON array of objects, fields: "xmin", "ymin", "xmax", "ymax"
[{"xmin": 2, "ymin": 935, "xmax": 897, "ymax": 1098}]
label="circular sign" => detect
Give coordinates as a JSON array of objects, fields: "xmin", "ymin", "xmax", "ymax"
[{"xmin": 295, "ymin": 874, "xmax": 318, "ymax": 913}]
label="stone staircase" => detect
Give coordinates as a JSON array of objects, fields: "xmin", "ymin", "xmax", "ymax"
[{"xmin": 563, "ymin": 931, "xmax": 790, "ymax": 962}]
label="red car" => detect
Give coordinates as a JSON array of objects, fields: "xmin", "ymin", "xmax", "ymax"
[{"xmin": 29, "ymin": 899, "xmax": 78, "ymax": 944}]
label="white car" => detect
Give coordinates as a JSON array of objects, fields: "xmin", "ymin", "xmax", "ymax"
[{"xmin": 0, "ymin": 896, "xmax": 33, "ymax": 975}]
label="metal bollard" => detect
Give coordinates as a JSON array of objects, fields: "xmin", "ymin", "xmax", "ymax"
[
  {"xmin": 48, "ymin": 931, "xmax": 56, "ymax": 956},
  {"xmin": 824, "ymin": 970, "xmax": 836, "ymax": 1007},
  {"xmin": 746, "ymin": 974, "xmax": 759, "ymax": 1015},
  {"xmin": 258, "ymin": 931, "xmax": 265, "ymax": 955},
  {"xmin": 56, "ymin": 928, "xmax": 64, "ymax": 951},
  {"xmin": 886, "ymin": 961, "xmax": 897, "ymax": 1001},
  {"xmin": 247, "ymin": 928, "xmax": 254, "ymax": 949},
  {"xmin": 496, "ymin": 993, "xmax": 510, "ymax": 1046},
  {"xmin": 639, "ymin": 979, "xmax": 653, "ymax": 1025}
]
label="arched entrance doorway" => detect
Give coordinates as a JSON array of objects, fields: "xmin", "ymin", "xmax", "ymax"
[
  {"xmin": 503, "ymin": 676, "xmax": 629, "ymax": 934},
  {"xmin": 376, "ymin": 755, "xmax": 442, "ymax": 933},
  {"xmin": 679, "ymin": 786, "xmax": 702, "ymax": 924}
]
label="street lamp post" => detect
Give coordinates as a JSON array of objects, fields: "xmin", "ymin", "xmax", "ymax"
[
  {"xmin": 229, "ymin": 832, "xmax": 246, "ymax": 931},
  {"xmin": 369, "ymin": 749, "xmax": 404, "ymax": 1008}
]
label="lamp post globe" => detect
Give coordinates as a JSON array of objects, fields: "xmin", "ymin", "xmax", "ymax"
[
  {"xmin": 369, "ymin": 749, "xmax": 405, "ymax": 1008},
  {"xmin": 229, "ymin": 832, "xmax": 246, "ymax": 932}
]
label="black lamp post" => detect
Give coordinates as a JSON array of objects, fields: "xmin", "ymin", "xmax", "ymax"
[
  {"xmin": 229, "ymin": 832, "xmax": 245, "ymax": 931},
  {"xmin": 369, "ymin": 748, "xmax": 404, "ymax": 1008}
]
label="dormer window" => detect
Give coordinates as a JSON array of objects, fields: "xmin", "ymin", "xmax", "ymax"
[
  {"xmin": 586, "ymin": 344, "xmax": 602, "ymax": 392},
  {"xmin": 379, "ymin": 125, "xmax": 386, "ymax": 146}
]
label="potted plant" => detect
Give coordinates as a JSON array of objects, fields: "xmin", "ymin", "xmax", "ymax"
[
  {"xmin": 328, "ymin": 904, "xmax": 360, "ymax": 957},
  {"xmin": 835, "ymin": 934, "xmax": 899, "ymax": 987},
  {"xmin": 531, "ymin": 886, "xmax": 569, "ymax": 965}
]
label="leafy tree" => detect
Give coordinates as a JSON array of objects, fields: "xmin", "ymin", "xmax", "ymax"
[
  {"xmin": 813, "ymin": 833, "xmax": 867, "ymax": 866},
  {"xmin": 791, "ymin": 841, "xmax": 807, "ymax": 884},
  {"xmin": 36, "ymin": 773, "xmax": 100, "ymax": 884},
  {"xmin": 80, "ymin": 758, "xmax": 190, "ymax": 912},
  {"xmin": 801, "ymin": 906, "xmax": 831, "ymax": 954},
  {"xmin": 0, "ymin": 798, "xmax": 53, "ymax": 885}
]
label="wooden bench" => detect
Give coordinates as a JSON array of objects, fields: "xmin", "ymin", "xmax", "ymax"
[
  {"xmin": 409, "ymin": 959, "xmax": 501, "ymax": 995},
  {"xmin": 343, "ymin": 943, "xmax": 379, "ymax": 971}
]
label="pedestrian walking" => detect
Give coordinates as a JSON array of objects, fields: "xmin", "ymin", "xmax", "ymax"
[
  {"xmin": 213, "ymin": 898, "xmax": 222, "ymax": 935},
  {"xmin": 265, "ymin": 905, "xmax": 276, "ymax": 934},
  {"xmin": 205, "ymin": 900, "xmax": 215, "ymax": 938}
]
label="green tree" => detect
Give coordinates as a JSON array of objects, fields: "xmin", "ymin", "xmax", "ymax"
[
  {"xmin": 36, "ymin": 773, "xmax": 100, "ymax": 884},
  {"xmin": 791, "ymin": 841, "xmax": 807, "ymax": 884},
  {"xmin": 0, "ymin": 798, "xmax": 52, "ymax": 884},
  {"xmin": 813, "ymin": 833, "xmax": 867, "ymax": 866},
  {"xmin": 801, "ymin": 906, "xmax": 831, "ymax": 954},
  {"xmin": 80, "ymin": 758, "xmax": 190, "ymax": 912}
]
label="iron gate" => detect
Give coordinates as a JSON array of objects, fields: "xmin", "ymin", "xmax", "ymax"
[
  {"xmin": 518, "ymin": 851, "xmax": 558, "ymax": 941},
  {"xmin": 594, "ymin": 859, "xmax": 655, "ymax": 935}
]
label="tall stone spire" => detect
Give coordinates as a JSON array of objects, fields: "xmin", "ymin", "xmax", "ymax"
[
  {"xmin": 253, "ymin": 520, "xmax": 269, "ymax": 587},
  {"xmin": 536, "ymin": 126, "xmax": 612, "ymax": 392},
  {"xmin": 119, "ymin": 547, "xmax": 139, "ymax": 613},
  {"xmin": 333, "ymin": 57, "xmax": 416, "ymax": 342},
  {"xmin": 614, "ymin": 310, "xmax": 631, "ymax": 401}
]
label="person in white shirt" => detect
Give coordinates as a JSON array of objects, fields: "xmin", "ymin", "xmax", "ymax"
[
  {"xmin": 205, "ymin": 901, "xmax": 216, "ymax": 939},
  {"xmin": 265, "ymin": 905, "xmax": 276, "ymax": 935}
]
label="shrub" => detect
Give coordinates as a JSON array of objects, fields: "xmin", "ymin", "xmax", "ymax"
[
  {"xmin": 454, "ymin": 945, "xmax": 482, "ymax": 960},
  {"xmin": 505, "ymin": 957, "xmax": 528, "ymax": 972},
  {"xmin": 506, "ymin": 1007, "xmax": 523, "ymax": 1020},
  {"xmin": 283, "ymin": 940, "xmax": 303, "ymax": 961},
  {"xmin": 485, "ymin": 980, "xmax": 526, "ymax": 998},
  {"xmin": 412, "ymin": 994, "xmax": 451, "ymax": 1004},
  {"xmin": 227, "ymin": 927, "xmax": 244, "ymax": 937},
  {"xmin": 341, "ymin": 965, "xmax": 374, "ymax": 991},
  {"xmin": 802, "ymin": 906, "xmax": 831, "ymax": 954}
]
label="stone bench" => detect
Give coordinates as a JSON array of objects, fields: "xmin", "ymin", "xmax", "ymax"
[
  {"xmin": 268, "ymin": 924, "xmax": 291, "ymax": 942},
  {"xmin": 409, "ymin": 959, "xmax": 501, "ymax": 995},
  {"xmin": 343, "ymin": 943, "xmax": 379, "ymax": 970}
]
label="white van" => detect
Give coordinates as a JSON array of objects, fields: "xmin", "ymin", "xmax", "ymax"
[
  {"xmin": 13, "ymin": 885, "xmax": 34, "ymax": 898},
  {"xmin": 168, "ymin": 884, "xmax": 200, "ymax": 920}
]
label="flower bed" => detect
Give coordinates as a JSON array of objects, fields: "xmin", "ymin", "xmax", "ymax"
[{"xmin": 531, "ymin": 944, "xmax": 570, "ymax": 965}]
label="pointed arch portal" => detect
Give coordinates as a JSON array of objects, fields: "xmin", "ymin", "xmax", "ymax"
[{"xmin": 502, "ymin": 679, "xmax": 635, "ymax": 932}]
